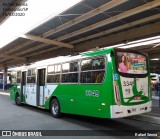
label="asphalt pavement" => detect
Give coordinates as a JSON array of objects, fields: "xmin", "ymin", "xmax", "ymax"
[{"xmin": 0, "ymin": 92, "xmax": 160, "ymax": 139}]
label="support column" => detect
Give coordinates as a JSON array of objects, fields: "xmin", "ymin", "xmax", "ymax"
[{"xmin": 3, "ymin": 67, "xmax": 7, "ymax": 90}]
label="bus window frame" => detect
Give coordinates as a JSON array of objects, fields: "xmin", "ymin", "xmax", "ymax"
[
  {"xmin": 80, "ymin": 55, "xmax": 107, "ymax": 85},
  {"xmin": 46, "ymin": 55, "xmax": 106, "ymax": 85},
  {"xmin": 115, "ymin": 49, "xmax": 149, "ymax": 78}
]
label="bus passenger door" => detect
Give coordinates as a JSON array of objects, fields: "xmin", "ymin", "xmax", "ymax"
[
  {"xmin": 21, "ymin": 71, "xmax": 26, "ymax": 102},
  {"xmin": 37, "ymin": 69, "xmax": 46, "ymax": 106}
]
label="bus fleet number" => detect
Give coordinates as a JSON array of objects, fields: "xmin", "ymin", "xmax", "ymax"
[
  {"xmin": 86, "ymin": 90, "xmax": 99, "ymax": 97},
  {"xmin": 123, "ymin": 81, "xmax": 133, "ymax": 86}
]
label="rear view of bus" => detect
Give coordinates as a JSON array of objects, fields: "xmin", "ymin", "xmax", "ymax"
[{"xmin": 111, "ymin": 49, "xmax": 151, "ymax": 118}]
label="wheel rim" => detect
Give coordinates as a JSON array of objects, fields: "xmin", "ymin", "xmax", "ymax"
[
  {"xmin": 52, "ymin": 102, "xmax": 58, "ymax": 115},
  {"xmin": 16, "ymin": 96, "xmax": 20, "ymax": 104}
]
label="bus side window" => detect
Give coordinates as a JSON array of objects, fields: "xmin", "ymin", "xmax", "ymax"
[
  {"xmin": 17, "ymin": 71, "xmax": 21, "ymax": 83},
  {"xmin": 55, "ymin": 74, "xmax": 60, "ymax": 83},
  {"xmin": 81, "ymin": 59, "xmax": 92, "ymax": 71},
  {"xmin": 95, "ymin": 71, "xmax": 104, "ymax": 83},
  {"xmin": 27, "ymin": 69, "xmax": 36, "ymax": 83},
  {"xmin": 47, "ymin": 75, "xmax": 54, "ymax": 83},
  {"xmin": 92, "ymin": 58, "xmax": 105, "ymax": 70},
  {"xmin": 80, "ymin": 56, "xmax": 105, "ymax": 84},
  {"xmin": 27, "ymin": 76, "xmax": 36, "ymax": 83},
  {"xmin": 71, "ymin": 62, "xmax": 78, "ymax": 72},
  {"xmin": 61, "ymin": 61, "xmax": 79, "ymax": 83},
  {"xmin": 62, "ymin": 73, "xmax": 78, "ymax": 83},
  {"xmin": 47, "ymin": 64, "xmax": 61, "ymax": 84}
]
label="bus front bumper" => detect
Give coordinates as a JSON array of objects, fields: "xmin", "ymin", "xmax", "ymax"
[{"xmin": 110, "ymin": 101, "xmax": 152, "ymax": 118}]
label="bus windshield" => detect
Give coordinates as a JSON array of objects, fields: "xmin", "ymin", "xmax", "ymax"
[{"xmin": 116, "ymin": 51, "xmax": 147, "ymax": 75}]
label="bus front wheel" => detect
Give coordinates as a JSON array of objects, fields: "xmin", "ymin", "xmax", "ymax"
[
  {"xmin": 15, "ymin": 93, "xmax": 21, "ymax": 106},
  {"xmin": 50, "ymin": 98, "xmax": 61, "ymax": 118}
]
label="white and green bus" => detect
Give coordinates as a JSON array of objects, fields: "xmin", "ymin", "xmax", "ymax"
[{"xmin": 10, "ymin": 48, "xmax": 151, "ymax": 118}]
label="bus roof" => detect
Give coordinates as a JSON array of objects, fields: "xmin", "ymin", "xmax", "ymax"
[{"xmin": 10, "ymin": 47, "xmax": 114, "ymax": 71}]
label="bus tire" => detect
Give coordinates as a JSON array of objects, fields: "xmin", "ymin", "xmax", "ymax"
[
  {"xmin": 15, "ymin": 93, "xmax": 21, "ymax": 106},
  {"xmin": 50, "ymin": 98, "xmax": 61, "ymax": 118}
]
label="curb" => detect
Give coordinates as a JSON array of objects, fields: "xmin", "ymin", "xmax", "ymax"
[
  {"xmin": 0, "ymin": 92, "xmax": 10, "ymax": 96},
  {"xmin": 152, "ymin": 96, "xmax": 159, "ymax": 100}
]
